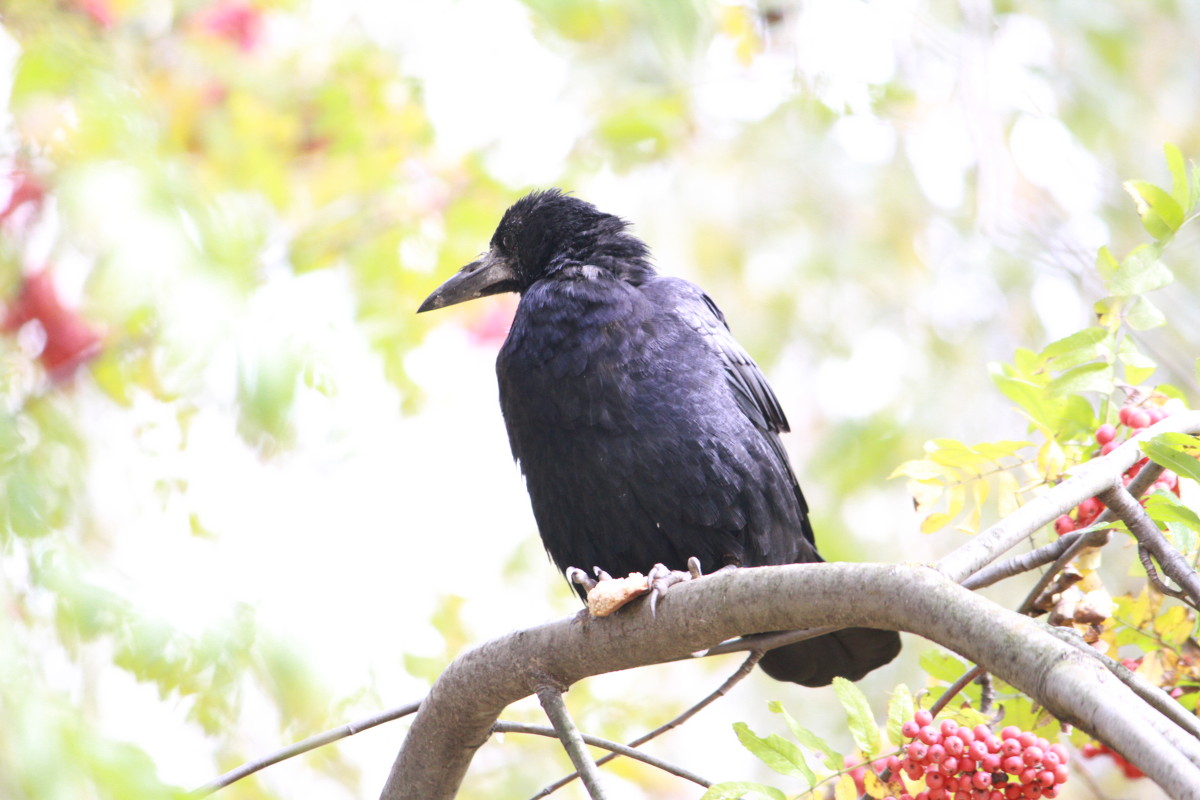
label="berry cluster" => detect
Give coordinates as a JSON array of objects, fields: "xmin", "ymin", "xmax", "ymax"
[
  {"xmin": 1053, "ymin": 401, "xmax": 1179, "ymax": 535},
  {"xmin": 881, "ymin": 711, "xmax": 1070, "ymax": 800}
]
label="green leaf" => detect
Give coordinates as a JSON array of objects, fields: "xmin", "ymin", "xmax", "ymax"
[
  {"xmin": 1140, "ymin": 433, "xmax": 1200, "ymax": 484},
  {"xmin": 1109, "ymin": 245, "xmax": 1174, "ymax": 296},
  {"xmin": 1124, "ymin": 295, "xmax": 1167, "ymax": 331},
  {"xmin": 769, "ymin": 700, "xmax": 842, "ymax": 770},
  {"xmin": 701, "ymin": 781, "xmax": 788, "ymax": 800},
  {"xmin": 920, "ymin": 649, "xmax": 969, "ymax": 683},
  {"xmin": 1145, "ymin": 493, "xmax": 1200, "ymax": 531},
  {"xmin": 1116, "ymin": 336, "xmax": 1156, "ymax": 385},
  {"xmin": 1123, "ymin": 179, "xmax": 1184, "ymax": 240},
  {"xmin": 1095, "ymin": 245, "xmax": 1120, "ymax": 282},
  {"xmin": 1038, "ymin": 326, "xmax": 1108, "ymax": 372},
  {"xmin": 1045, "ymin": 361, "xmax": 1113, "ymax": 397},
  {"xmin": 1164, "ymin": 144, "xmax": 1193, "ymax": 213},
  {"xmin": 832, "ymin": 676, "xmax": 882, "ymax": 758},
  {"xmin": 886, "ymin": 684, "xmax": 916, "ymax": 746},
  {"xmin": 732, "ymin": 722, "xmax": 816, "ymax": 784}
]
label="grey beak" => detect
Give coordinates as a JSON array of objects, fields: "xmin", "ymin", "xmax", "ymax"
[{"xmin": 417, "ymin": 251, "xmax": 519, "ymax": 313}]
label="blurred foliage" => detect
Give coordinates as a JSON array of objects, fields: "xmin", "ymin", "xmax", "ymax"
[{"xmin": 0, "ymin": 0, "xmax": 1199, "ymax": 798}]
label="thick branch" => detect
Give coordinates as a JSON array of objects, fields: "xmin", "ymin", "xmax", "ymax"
[{"xmin": 378, "ymin": 563, "xmax": 1200, "ymax": 800}]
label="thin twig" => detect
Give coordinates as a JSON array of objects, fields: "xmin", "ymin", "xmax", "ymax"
[
  {"xmin": 1016, "ymin": 527, "xmax": 1111, "ymax": 615},
  {"xmin": 494, "ymin": 721, "xmax": 712, "ymax": 788},
  {"xmin": 190, "ymin": 700, "xmax": 422, "ymax": 797},
  {"xmin": 703, "ymin": 625, "xmax": 838, "ymax": 658},
  {"xmin": 978, "ymin": 672, "xmax": 995, "ymax": 715},
  {"xmin": 1138, "ymin": 545, "xmax": 1190, "ymax": 601},
  {"xmin": 963, "ymin": 528, "xmax": 1109, "ymax": 590},
  {"xmin": 529, "ymin": 652, "xmax": 762, "ymax": 799},
  {"xmin": 929, "ymin": 664, "xmax": 986, "ymax": 717},
  {"xmin": 1099, "ymin": 484, "xmax": 1200, "ymax": 610},
  {"xmin": 537, "ymin": 685, "xmax": 608, "ymax": 800}
]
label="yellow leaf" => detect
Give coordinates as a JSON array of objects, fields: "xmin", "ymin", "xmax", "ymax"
[
  {"xmin": 921, "ymin": 512, "xmax": 953, "ymax": 534},
  {"xmin": 1154, "ymin": 605, "xmax": 1194, "ymax": 647},
  {"xmin": 834, "ymin": 774, "xmax": 858, "ymax": 800},
  {"xmin": 864, "ymin": 770, "xmax": 890, "ymax": 799},
  {"xmin": 996, "ymin": 470, "xmax": 1021, "ymax": 519},
  {"xmin": 909, "ymin": 478, "xmax": 945, "ymax": 512},
  {"xmin": 890, "ymin": 459, "xmax": 946, "ymax": 481},
  {"xmin": 1038, "ymin": 438, "xmax": 1066, "ymax": 481}
]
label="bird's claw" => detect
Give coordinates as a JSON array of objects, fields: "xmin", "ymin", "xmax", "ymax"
[
  {"xmin": 646, "ymin": 561, "xmax": 699, "ymax": 617},
  {"xmin": 566, "ymin": 566, "xmax": 596, "ymax": 593}
]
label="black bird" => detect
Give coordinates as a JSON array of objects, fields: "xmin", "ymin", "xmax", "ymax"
[{"xmin": 418, "ymin": 189, "xmax": 900, "ymax": 686}]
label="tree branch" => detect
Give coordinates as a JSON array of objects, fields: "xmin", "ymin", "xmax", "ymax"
[
  {"xmin": 191, "ymin": 701, "xmax": 421, "ymax": 797},
  {"xmin": 378, "ymin": 562, "xmax": 1200, "ymax": 800},
  {"xmin": 536, "ymin": 684, "xmax": 608, "ymax": 799},
  {"xmin": 529, "ymin": 651, "xmax": 762, "ymax": 798},
  {"xmin": 493, "ymin": 721, "xmax": 712, "ymax": 789},
  {"xmin": 938, "ymin": 412, "xmax": 1200, "ymax": 582},
  {"xmin": 1099, "ymin": 484, "xmax": 1200, "ymax": 608}
]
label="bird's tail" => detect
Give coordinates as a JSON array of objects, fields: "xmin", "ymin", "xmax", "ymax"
[{"xmin": 758, "ymin": 627, "xmax": 901, "ymax": 687}]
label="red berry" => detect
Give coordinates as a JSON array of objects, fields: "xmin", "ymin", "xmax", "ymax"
[
  {"xmin": 1023, "ymin": 746, "xmax": 1044, "ymax": 766},
  {"xmin": 969, "ymin": 741, "xmax": 989, "ymax": 760},
  {"xmin": 920, "ymin": 726, "xmax": 942, "ymax": 745},
  {"xmin": 941, "ymin": 756, "xmax": 959, "ymax": 774},
  {"xmin": 1048, "ymin": 744, "xmax": 1069, "ymax": 763},
  {"xmin": 1052, "ymin": 764, "xmax": 1068, "ymax": 784},
  {"xmin": 1002, "ymin": 755, "xmax": 1024, "ymax": 773},
  {"xmin": 945, "ymin": 735, "xmax": 964, "ymax": 756},
  {"xmin": 1128, "ymin": 409, "xmax": 1152, "ymax": 429},
  {"xmin": 981, "ymin": 754, "xmax": 1001, "ymax": 772},
  {"xmin": 927, "ymin": 772, "xmax": 946, "ymax": 789},
  {"xmin": 1017, "ymin": 732, "xmax": 1037, "ymax": 748},
  {"xmin": 1001, "ymin": 739, "xmax": 1021, "ymax": 757},
  {"xmin": 1147, "ymin": 405, "xmax": 1167, "ymax": 423},
  {"xmin": 1040, "ymin": 788, "xmax": 1057, "ymax": 799},
  {"xmin": 1042, "ymin": 751, "xmax": 1059, "ymax": 768},
  {"xmin": 1118, "ymin": 405, "xmax": 1134, "ymax": 426},
  {"xmin": 1099, "ymin": 441, "xmax": 1117, "ymax": 455},
  {"xmin": 941, "ymin": 720, "xmax": 960, "ymax": 737},
  {"xmin": 958, "ymin": 727, "xmax": 976, "ymax": 744},
  {"xmin": 908, "ymin": 742, "xmax": 929, "ymax": 761},
  {"xmin": 1037, "ymin": 770, "xmax": 1055, "ymax": 786},
  {"xmin": 1095, "ymin": 424, "xmax": 1116, "ymax": 444},
  {"xmin": 902, "ymin": 720, "xmax": 921, "ymax": 738},
  {"xmin": 915, "ymin": 709, "xmax": 934, "ymax": 727},
  {"xmin": 929, "ymin": 744, "xmax": 946, "ymax": 763},
  {"xmin": 887, "ymin": 755, "xmax": 902, "ymax": 771}
]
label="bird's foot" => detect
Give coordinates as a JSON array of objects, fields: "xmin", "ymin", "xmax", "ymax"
[
  {"xmin": 569, "ymin": 566, "xmax": 649, "ymax": 617},
  {"xmin": 645, "ymin": 557, "xmax": 711, "ymax": 617}
]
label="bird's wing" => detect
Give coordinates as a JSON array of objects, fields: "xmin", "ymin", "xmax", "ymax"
[
  {"xmin": 652, "ymin": 277, "xmax": 815, "ymax": 550},
  {"xmin": 667, "ymin": 279, "xmax": 790, "ymax": 435}
]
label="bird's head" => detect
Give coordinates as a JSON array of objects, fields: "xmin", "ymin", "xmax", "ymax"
[{"xmin": 417, "ymin": 189, "xmax": 650, "ymax": 313}]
